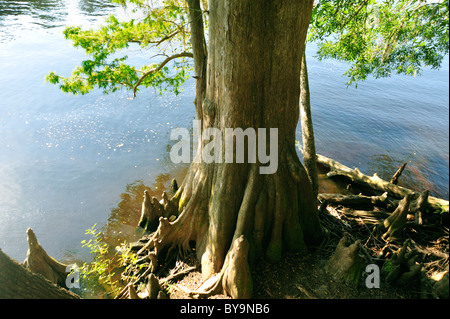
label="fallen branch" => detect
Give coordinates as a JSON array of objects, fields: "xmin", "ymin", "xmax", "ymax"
[
  {"xmin": 316, "ymin": 154, "xmax": 449, "ymax": 213},
  {"xmin": 390, "ymin": 162, "xmax": 407, "ymax": 185},
  {"xmin": 340, "ymin": 207, "xmax": 390, "ymax": 225},
  {"xmin": 318, "ymin": 192, "xmax": 391, "ymax": 208}
]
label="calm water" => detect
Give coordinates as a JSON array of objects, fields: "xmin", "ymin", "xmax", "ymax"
[{"xmin": 0, "ymin": 0, "xmax": 448, "ymax": 263}]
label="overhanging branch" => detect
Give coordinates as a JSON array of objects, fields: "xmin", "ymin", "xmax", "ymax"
[{"xmin": 132, "ymin": 51, "xmax": 193, "ymax": 98}]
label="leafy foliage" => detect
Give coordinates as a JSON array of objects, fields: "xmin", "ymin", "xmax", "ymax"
[
  {"xmin": 47, "ymin": 0, "xmax": 196, "ymax": 97},
  {"xmin": 78, "ymin": 223, "xmax": 138, "ymax": 298},
  {"xmin": 309, "ymin": 0, "xmax": 449, "ymax": 85},
  {"xmin": 47, "ymin": 0, "xmax": 448, "ymax": 95}
]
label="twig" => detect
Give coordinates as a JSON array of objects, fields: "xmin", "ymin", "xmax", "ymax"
[{"xmin": 160, "ymin": 266, "xmax": 198, "ymax": 285}]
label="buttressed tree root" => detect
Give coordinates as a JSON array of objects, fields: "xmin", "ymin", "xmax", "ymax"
[{"xmin": 131, "ymin": 147, "xmax": 323, "ymax": 299}]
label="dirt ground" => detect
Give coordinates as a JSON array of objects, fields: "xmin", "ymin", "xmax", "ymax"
[
  {"xmin": 166, "ymin": 207, "xmax": 448, "ymax": 300},
  {"xmin": 168, "ymin": 246, "xmax": 415, "ymax": 300},
  {"xmin": 250, "ymin": 250, "xmax": 411, "ymax": 299}
]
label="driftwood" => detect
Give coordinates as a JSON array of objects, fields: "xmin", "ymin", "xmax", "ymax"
[
  {"xmin": 23, "ymin": 228, "xmax": 69, "ymax": 288},
  {"xmin": 318, "ymin": 192, "xmax": 390, "ymax": 208},
  {"xmin": 0, "ymin": 249, "xmax": 80, "ymax": 299},
  {"xmin": 390, "ymin": 162, "xmax": 407, "ymax": 185},
  {"xmin": 340, "ymin": 207, "xmax": 390, "ymax": 225},
  {"xmin": 316, "ymin": 154, "xmax": 449, "ymax": 213}
]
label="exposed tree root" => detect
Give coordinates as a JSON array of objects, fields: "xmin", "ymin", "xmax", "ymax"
[
  {"xmin": 114, "ymin": 152, "xmax": 448, "ymax": 299},
  {"xmin": 382, "ymin": 239, "xmax": 422, "ymax": 286},
  {"xmin": 23, "ymin": 228, "xmax": 68, "ymax": 288},
  {"xmin": 318, "ymin": 192, "xmax": 448, "ymax": 298},
  {"xmin": 378, "ymin": 193, "xmax": 413, "ymax": 241},
  {"xmin": 187, "ymin": 235, "xmax": 252, "ymax": 299},
  {"xmin": 432, "ymin": 272, "xmax": 449, "ymax": 299},
  {"xmin": 0, "ymin": 249, "xmax": 80, "ymax": 299},
  {"xmin": 325, "ymin": 233, "xmax": 366, "ymax": 284},
  {"xmin": 138, "ymin": 190, "xmax": 178, "ymax": 232}
]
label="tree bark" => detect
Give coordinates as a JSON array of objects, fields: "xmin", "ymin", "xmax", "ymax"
[
  {"xmin": 0, "ymin": 249, "xmax": 80, "ymax": 299},
  {"xmin": 300, "ymin": 47, "xmax": 319, "ymax": 208},
  {"xmin": 141, "ymin": 0, "xmax": 322, "ymax": 299}
]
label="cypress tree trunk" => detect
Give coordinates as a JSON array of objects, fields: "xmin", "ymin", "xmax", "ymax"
[{"xmin": 146, "ymin": 0, "xmax": 323, "ymax": 298}]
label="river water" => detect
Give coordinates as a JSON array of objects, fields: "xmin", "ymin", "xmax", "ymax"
[{"xmin": 0, "ymin": 0, "xmax": 448, "ymax": 263}]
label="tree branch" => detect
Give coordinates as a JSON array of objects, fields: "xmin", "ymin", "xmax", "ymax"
[
  {"xmin": 132, "ymin": 51, "xmax": 193, "ymax": 98},
  {"xmin": 340, "ymin": 0, "xmax": 369, "ymax": 30}
]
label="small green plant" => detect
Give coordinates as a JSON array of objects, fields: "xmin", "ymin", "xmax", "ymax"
[
  {"xmin": 432, "ymin": 204, "xmax": 445, "ymax": 215},
  {"xmin": 79, "ymin": 224, "xmax": 136, "ymax": 298}
]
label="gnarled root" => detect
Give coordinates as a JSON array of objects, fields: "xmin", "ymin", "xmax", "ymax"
[
  {"xmin": 188, "ymin": 235, "xmax": 252, "ymax": 299},
  {"xmin": 138, "ymin": 190, "xmax": 178, "ymax": 232},
  {"xmin": 382, "ymin": 239, "xmax": 422, "ymax": 286},
  {"xmin": 409, "ymin": 190, "xmax": 429, "ymax": 225},
  {"xmin": 325, "ymin": 233, "xmax": 366, "ymax": 285},
  {"xmin": 23, "ymin": 228, "xmax": 68, "ymax": 288},
  {"xmin": 378, "ymin": 193, "xmax": 413, "ymax": 241},
  {"xmin": 432, "ymin": 272, "xmax": 449, "ymax": 299}
]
